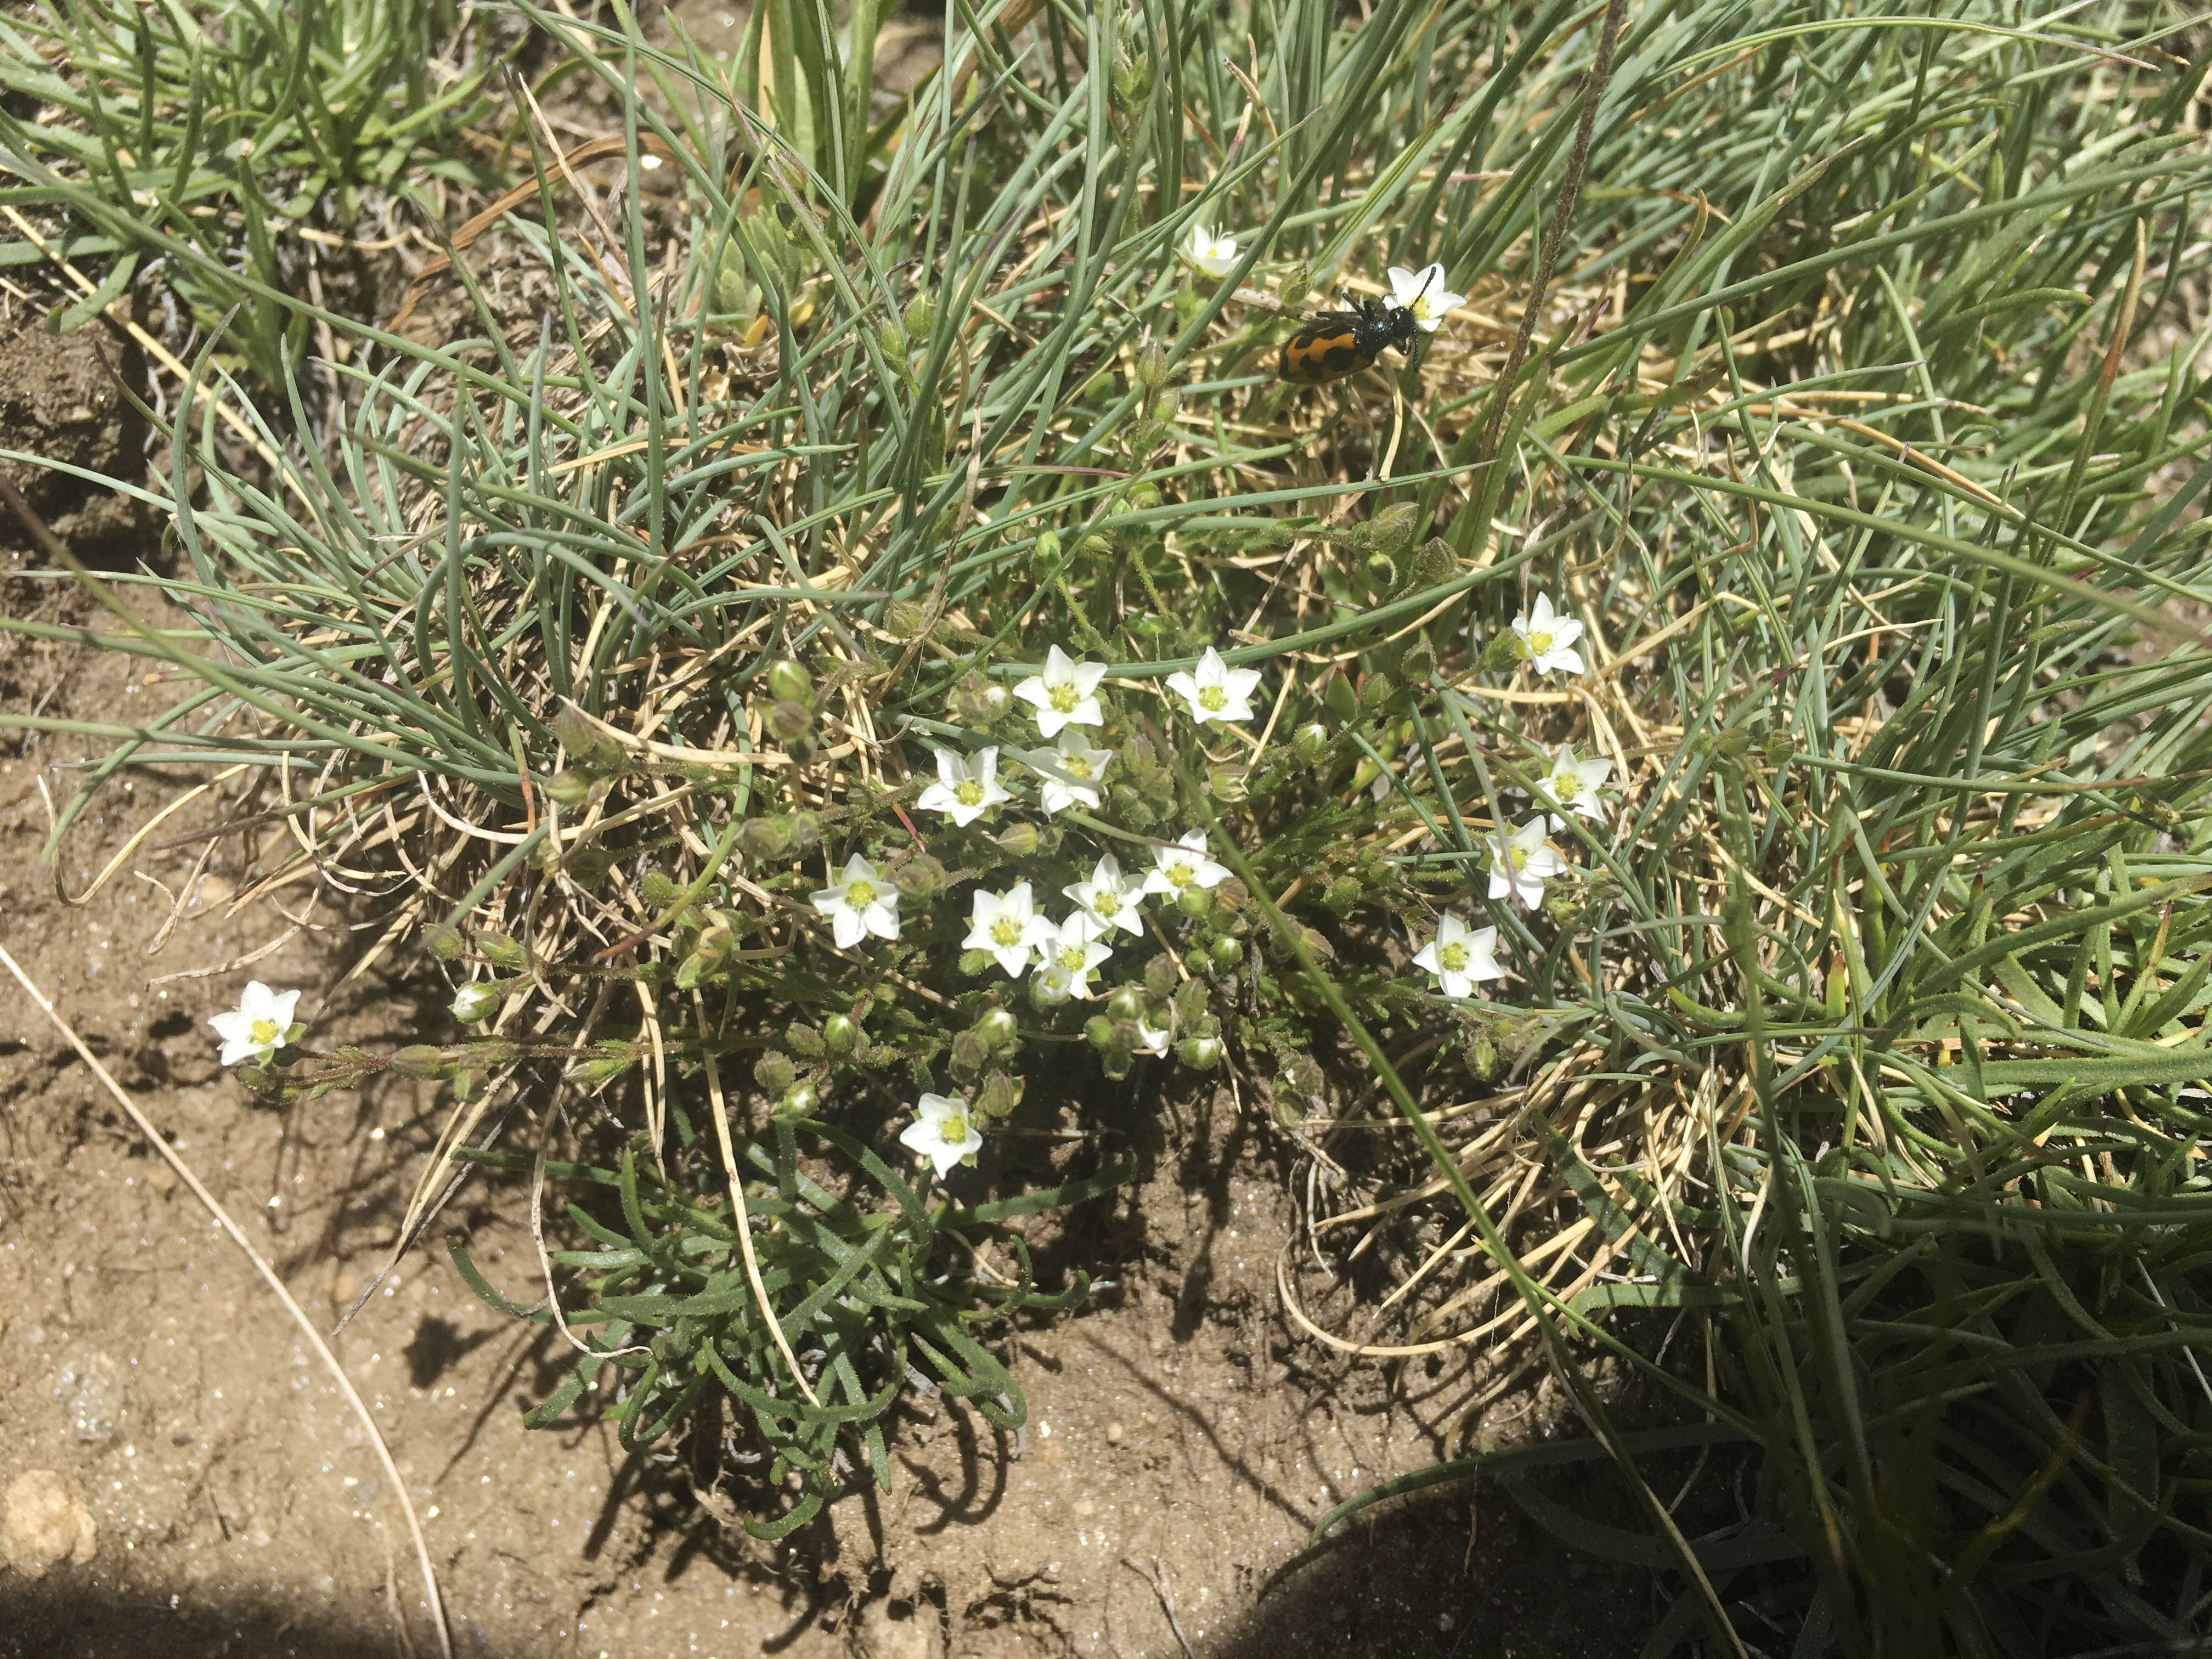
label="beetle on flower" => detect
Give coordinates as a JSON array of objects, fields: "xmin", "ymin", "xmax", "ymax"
[{"xmin": 1385, "ymin": 263, "xmax": 1466, "ymax": 331}]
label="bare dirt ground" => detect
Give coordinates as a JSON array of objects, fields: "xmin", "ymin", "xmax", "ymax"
[{"xmin": 0, "ymin": 293, "xmax": 1652, "ymax": 1659}]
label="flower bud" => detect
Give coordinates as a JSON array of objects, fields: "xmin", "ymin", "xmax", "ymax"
[
  {"xmin": 884, "ymin": 597, "xmax": 933, "ymax": 640},
  {"xmin": 1411, "ymin": 537, "xmax": 1458, "ymax": 589},
  {"xmin": 641, "ymin": 870, "xmax": 681, "ymax": 907},
  {"xmin": 902, "ymin": 291, "xmax": 935, "ymax": 340},
  {"xmin": 1278, "ymin": 263, "xmax": 1310, "ymax": 308},
  {"xmin": 1358, "ymin": 671, "xmax": 1397, "ymax": 713},
  {"xmin": 958, "ymin": 948, "xmax": 994, "ymax": 977},
  {"xmin": 739, "ymin": 816, "xmax": 793, "ymax": 861},
  {"xmin": 452, "ymin": 981, "xmax": 502, "ymax": 1023},
  {"xmin": 1105, "ymin": 985, "xmax": 1144, "ymax": 1023},
  {"xmin": 477, "ymin": 932, "xmax": 526, "ymax": 972},
  {"xmin": 977, "ymin": 1007, "xmax": 1019, "ymax": 1051},
  {"xmin": 754, "ymin": 1051, "xmax": 796, "ymax": 1094},
  {"xmin": 426, "ymin": 927, "xmax": 464, "ymax": 962},
  {"xmin": 1147, "ymin": 387, "xmax": 1181, "ymax": 426},
  {"xmin": 776, "ymin": 1081, "xmax": 818, "ymax": 1119},
  {"xmin": 767, "ymin": 659, "xmax": 812, "ymax": 704},
  {"xmin": 977, "ymin": 1070, "xmax": 1023, "ymax": 1118},
  {"xmin": 995, "ymin": 821, "xmax": 1041, "ymax": 857},
  {"xmin": 878, "ymin": 317, "xmax": 908, "ymax": 359},
  {"xmin": 566, "ymin": 846, "xmax": 611, "ymax": 889},
  {"xmin": 550, "ymin": 702, "xmax": 626, "ymax": 775},
  {"xmin": 951, "ymin": 1028, "xmax": 990, "ymax": 1077},
  {"xmin": 1029, "ymin": 971, "xmax": 1072, "ymax": 1009},
  {"xmin": 785, "ymin": 1020, "xmax": 826, "ymax": 1058},
  {"xmin": 1480, "ymin": 629, "xmax": 1530, "ymax": 674},
  {"xmin": 1176, "ymin": 885, "xmax": 1215, "ymax": 919},
  {"xmin": 768, "ymin": 699, "xmax": 814, "ymax": 745},
  {"xmin": 1206, "ymin": 764, "xmax": 1248, "ymax": 803},
  {"xmin": 823, "ymin": 1014, "xmax": 857, "ymax": 1054},
  {"xmin": 1144, "ymin": 955, "xmax": 1177, "ymax": 997},
  {"xmin": 1209, "ymin": 935, "xmax": 1243, "ymax": 969},
  {"xmin": 950, "ymin": 669, "xmax": 1010, "ymax": 723},
  {"xmin": 1032, "ymin": 529, "xmax": 1062, "ymax": 578},
  {"xmin": 1323, "ymin": 876, "xmax": 1362, "ymax": 916},
  {"xmin": 1085, "ymin": 1015, "xmax": 1118, "ymax": 1050},
  {"xmin": 1399, "ymin": 638, "xmax": 1437, "ymax": 686},
  {"xmin": 787, "ymin": 811, "xmax": 823, "ymax": 850},
  {"xmin": 542, "ymin": 769, "xmax": 595, "ymax": 808},
  {"xmin": 1135, "ymin": 342, "xmax": 1168, "ymax": 390},
  {"xmin": 395, "ymin": 1045, "xmax": 447, "ymax": 1078},
  {"xmin": 1291, "ymin": 721, "xmax": 1329, "ymax": 761},
  {"xmin": 1176, "ymin": 1035, "xmax": 1223, "ymax": 1069},
  {"xmin": 1363, "ymin": 552, "xmax": 1398, "ymax": 592},
  {"xmin": 894, "ymin": 852, "xmax": 948, "ymax": 899}
]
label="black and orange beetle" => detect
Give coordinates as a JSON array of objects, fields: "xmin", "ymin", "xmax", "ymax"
[{"xmin": 1279, "ymin": 288, "xmax": 1423, "ymax": 384}]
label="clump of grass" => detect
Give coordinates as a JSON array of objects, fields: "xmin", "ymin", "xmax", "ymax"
[
  {"xmin": 0, "ymin": 0, "xmax": 509, "ymax": 385},
  {"xmin": 10, "ymin": 0, "xmax": 2212, "ymax": 1637}
]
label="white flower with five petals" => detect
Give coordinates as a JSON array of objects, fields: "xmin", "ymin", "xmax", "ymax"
[
  {"xmin": 1012, "ymin": 645, "xmax": 1109, "ymax": 737},
  {"xmin": 1034, "ymin": 728, "xmax": 1114, "ymax": 815},
  {"xmin": 1144, "ymin": 830, "xmax": 1230, "ymax": 897},
  {"xmin": 1487, "ymin": 819, "xmax": 1565, "ymax": 909},
  {"xmin": 1537, "ymin": 743, "xmax": 1611, "ymax": 826},
  {"xmin": 964, "ymin": 882, "xmax": 1057, "ymax": 977},
  {"xmin": 1184, "ymin": 223, "xmax": 1239, "ymax": 278},
  {"xmin": 1165, "ymin": 646, "xmax": 1263, "ymax": 725},
  {"xmin": 1134, "ymin": 1013, "xmax": 1172, "ymax": 1058},
  {"xmin": 1065, "ymin": 853, "xmax": 1147, "ymax": 938},
  {"xmin": 208, "ymin": 981, "xmax": 301, "ymax": 1068},
  {"xmin": 1035, "ymin": 914, "xmax": 1113, "ymax": 1001},
  {"xmin": 1413, "ymin": 915, "xmax": 1504, "ymax": 999},
  {"xmin": 900, "ymin": 1093, "xmax": 983, "ymax": 1177},
  {"xmin": 917, "ymin": 747, "xmax": 1010, "ymax": 826},
  {"xmin": 810, "ymin": 854, "xmax": 901, "ymax": 949},
  {"xmin": 1386, "ymin": 263, "xmax": 1466, "ymax": 331},
  {"xmin": 1511, "ymin": 594, "xmax": 1586, "ymax": 678}
]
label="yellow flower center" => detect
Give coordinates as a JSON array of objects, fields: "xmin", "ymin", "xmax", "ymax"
[
  {"xmin": 939, "ymin": 1108, "xmax": 970, "ymax": 1143},
  {"xmin": 1054, "ymin": 944, "xmax": 1086, "ymax": 973},
  {"xmin": 1437, "ymin": 941, "xmax": 1469, "ymax": 973},
  {"xmin": 250, "ymin": 1017, "xmax": 280, "ymax": 1047},
  {"xmin": 1050, "ymin": 682, "xmax": 1080, "ymax": 713},
  {"xmin": 1093, "ymin": 891, "xmax": 1121, "ymax": 918},
  {"xmin": 1198, "ymin": 686, "xmax": 1226, "ymax": 712},
  {"xmin": 1529, "ymin": 630, "xmax": 1553, "ymax": 655},
  {"xmin": 955, "ymin": 779, "xmax": 984, "ymax": 806},
  {"xmin": 1509, "ymin": 847, "xmax": 1528, "ymax": 871},
  {"xmin": 1064, "ymin": 756, "xmax": 1093, "ymax": 780},
  {"xmin": 990, "ymin": 917, "xmax": 1024, "ymax": 947},
  {"xmin": 1165, "ymin": 860, "xmax": 1193, "ymax": 889},
  {"xmin": 844, "ymin": 879, "xmax": 877, "ymax": 910}
]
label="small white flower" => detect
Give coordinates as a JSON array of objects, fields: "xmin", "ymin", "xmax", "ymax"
[
  {"xmin": 917, "ymin": 747, "xmax": 1010, "ymax": 826},
  {"xmin": 900, "ymin": 1092, "xmax": 983, "ymax": 1177},
  {"xmin": 1184, "ymin": 222, "xmax": 1239, "ymax": 278},
  {"xmin": 1511, "ymin": 593, "xmax": 1586, "ymax": 678},
  {"xmin": 1134, "ymin": 1012, "xmax": 1172, "ymax": 1058},
  {"xmin": 1064, "ymin": 853, "xmax": 1147, "ymax": 938},
  {"xmin": 208, "ymin": 981, "xmax": 301, "ymax": 1068},
  {"xmin": 1487, "ymin": 819, "xmax": 1565, "ymax": 909},
  {"xmin": 1035, "ymin": 914, "xmax": 1113, "ymax": 1001},
  {"xmin": 965, "ymin": 882, "xmax": 1057, "ymax": 977},
  {"xmin": 1034, "ymin": 728, "xmax": 1114, "ymax": 815},
  {"xmin": 1165, "ymin": 646, "xmax": 1263, "ymax": 725},
  {"xmin": 811, "ymin": 853, "xmax": 901, "ymax": 949},
  {"xmin": 1012, "ymin": 645, "xmax": 1109, "ymax": 737},
  {"xmin": 452, "ymin": 981, "xmax": 502, "ymax": 1024},
  {"xmin": 1413, "ymin": 915, "xmax": 1504, "ymax": 999},
  {"xmin": 1537, "ymin": 743, "xmax": 1612, "ymax": 827},
  {"xmin": 1144, "ymin": 830, "xmax": 1231, "ymax": 897},
  {"xmin": 1385, "ymin": 263, "xmax": 1466, "ymax": 332}
]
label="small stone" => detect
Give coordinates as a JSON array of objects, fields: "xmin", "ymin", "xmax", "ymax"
[
  {"xmin": 1104, "ymin": 1421, "xmax": 1125, "ymax": 1445},
  {"xmin": 3, "ymin": 1471, "xmax": 96, "ymax": 1578},
  {"xmin": 1072, "ymin": 1498, "xmax": 1094, "ymax": 1519},
  {"xmin": 145, "ymin": 1163, "xmax": 177, "ymax": 1200}
]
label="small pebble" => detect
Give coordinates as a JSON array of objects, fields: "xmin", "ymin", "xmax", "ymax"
[{"xmin": 1104, "ymin": 1421, "xmax": 1125, "ymax": 1445}]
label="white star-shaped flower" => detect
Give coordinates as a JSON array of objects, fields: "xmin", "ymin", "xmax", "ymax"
[
  {"xmin": 1035, "ymin": 914, "xmax": 1113, "ymax": 1001},
  {"xmin": 1133, "ymin": 1012, "xmax": 1172, "ymax": 1058},
  {"xmin": 1487, "ymin": 819, "xmax": 1565, "ymax": 909},
  {"xmin": 1412, "ymin": 915, "xmax": 1504, "ymax": 999},
  {"xmin": 1385, "ymin": 263, "xmax": 1466, "ymax": 332},
  {"xmin": 1511, "ymin": 594, "xmax": 1586, "ymax": 677},
  {"xmin": 811, "ymin": 853, "xmax": 901, "ymax": 949},
  {"xmin": 964, "ymin": 882, "xmax": 1057, "ymax": 976},
  {"xmin": 1184, "ymin": 222, "xmax": 1238, "ymax": 278},
  {"xmin": 899, "ymin": 1092, "xmax": 983, "ymax": 1177},
  {"xmin": 1064, "ymin": 853, "xmax": 1147, "ymax": 938},
  {"xmin": 1165, "ymin": 646, "xmax": 1263, "ymax": 725},
  {"xmin": 917, "ymin": 747, "xmax": 1010, "ymax": 826},
  {"xmin": 1537, "ymin": 743, "xmax": 1612, "ymax": 826},
  {"xmin": 1012, "ymin": 645, "xmax": 1109, "ymax": 737},
  {"xmin": 1033, "ymin": 729, "xmax": 1114, "ymax": 815},
  {"xmin": 208, "ymin": 981, "xmax": 302, "ymax": 1068},
  {"xmin": 1143, "ymin": 830, "xmax": 1230, "ymax": 897}
]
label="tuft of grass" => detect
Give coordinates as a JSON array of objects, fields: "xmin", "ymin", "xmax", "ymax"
[{"xmin": 7, "ymin": 0, "xmax": 2212, "ymax": 1637}]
